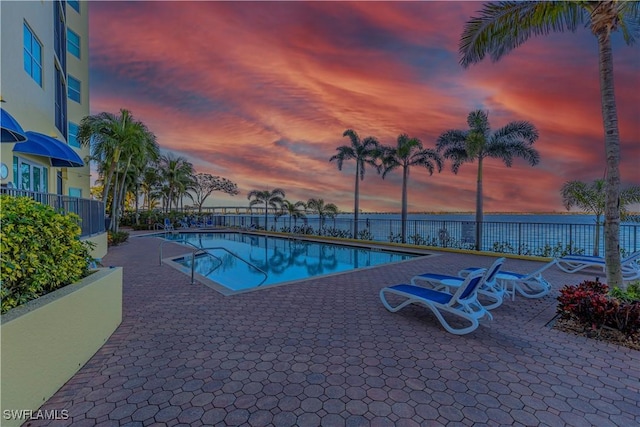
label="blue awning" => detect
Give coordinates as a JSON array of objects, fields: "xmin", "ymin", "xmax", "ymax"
[
  {"xmin": 1, "ymin": 108, "xmax": 27, "ymax": 142},
  {"xmin": 13, "ymin": 131, "xmax": 85, "ymax": 167}
]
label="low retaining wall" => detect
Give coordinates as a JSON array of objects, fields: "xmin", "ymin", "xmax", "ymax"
[{"xmin": 0, "ymin": 267, "xmax": 123, "ymax": 426}]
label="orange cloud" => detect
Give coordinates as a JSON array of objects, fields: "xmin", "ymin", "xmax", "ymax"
[{"xmin": 87, "ymin": 2, "xmax": 640, "ymax": 212}]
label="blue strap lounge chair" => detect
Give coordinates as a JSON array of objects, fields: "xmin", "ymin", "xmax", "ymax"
[
  {"xmin": 411, "ymin": 257, "xmax": 506, "ymax": 310},
  {"xmin": 459, "ymin": 259, "xmax": 555, "ymax": 300},
  {"xmin": 555, "ymin": 251, "xmax": 640, "ymax": 281},
  {"xmin": 379, "ymin": 268, "xmax": 491, "ymax": 335},
  {"xmin": 163, "ymin": 218, "xmax": 174, "ymax": 231}
]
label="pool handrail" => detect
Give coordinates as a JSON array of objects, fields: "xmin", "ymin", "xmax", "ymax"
[{"xmin": 158, "ymin": 237, "xmax": 268, "ymax": 286}]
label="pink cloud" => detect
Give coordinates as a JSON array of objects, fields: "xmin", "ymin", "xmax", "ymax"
[{"xmin": 87, "ymin": 2, "xmax": 640, "ymax": 213}]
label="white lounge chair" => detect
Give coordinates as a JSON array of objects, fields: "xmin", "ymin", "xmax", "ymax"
[
  {"xmin": 458, "ymin": 259, "xmax": 556, "ymax": 300},
  {"xmin": 555, "ymin": 251, "xmax": 640, "ymax": 281},
  {"xmin": 163, "ymin": 218, "xmax": 174, "ymax": 231},
  {"xmin": 379, "ymin": 267, "xmax": 494, "ymax": 335},
  {"xmin": 412, "ymin": 257, "xmax": 506, "ymax": 310}
]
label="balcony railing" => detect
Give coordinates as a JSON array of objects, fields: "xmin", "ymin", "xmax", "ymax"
[{"xmin": 1, "ymin": 188, "xmax": 105, "ymax": 238}]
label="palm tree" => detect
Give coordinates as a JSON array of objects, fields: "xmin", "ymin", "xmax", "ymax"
[
  {"xmin": 140, "ymin": 163, "xmax": 163, "ymax": 211},
  {"xmin": 77, "ymin": 109, "xmax": 158, "ymax": 231},
  {"xmin": 247, "ymin": 188, "xmax": 286, "ymax": 230},
  {"xmin": 282, "ymin": 199, "xmax": 307, "ymax": 230},
  {"xmin": 437, "ymin": 110, "xmax": 539, "ymax": 250},
  {"xmin": 330, "ymin": 129, "xmax": 381, "ymax": 239},
  {"xmin": 459, "ymin": 1, "xmax": 639, "ymax": 288},
  {"xmin": 306, "ymin": 198, "xmax": 339, "ymax": 235},
  {"xmin": 114, "ymin": 126, "xmax": 158, "ymax": 230},
  {"xmin": 381, "ymin": 134, "xmax": 443, "ymax": 243},
  {"xmin": 561, "ymin": 179, "xmax": 640, "ymax": 256},
  {"xmin": 158, "ymin": 153, "xmax": 195, "ymax": 212}
]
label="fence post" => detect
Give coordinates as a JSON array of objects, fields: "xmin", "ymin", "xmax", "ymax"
[
  {"xmin": 518, "ymin": 223, "xmax": 522, "ymax": 255},
  {"xmin": 569, "ymin": 224, "xmax": 573, "ymax": 254}
]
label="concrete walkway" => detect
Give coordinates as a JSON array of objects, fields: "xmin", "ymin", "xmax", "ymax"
[{"xmin": 31, "ymin": 231, "xmax": 639, "ymax": 426}]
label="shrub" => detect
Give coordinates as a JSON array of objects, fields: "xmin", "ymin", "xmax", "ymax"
[
  {"xmin": 0, "ymin": 195, "xmax": 93, "ymax": 314},
  {"xmin": 610, "ymin": 282, "xmax": 640, "ymax": 302},
  {"xmin": 357, "ymin": 229, "xmax": 374, "ymax": 241},
  {"xmin": 558, "ymin": 279, "xmax": 640, "ymax": 336},
  {"xmin": 108, "ymin": 231, "xmax": 129, "ymax": 246}
]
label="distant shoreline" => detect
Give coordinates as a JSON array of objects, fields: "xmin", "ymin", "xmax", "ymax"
[{"xmin": 355, "ymin": 211, "xmax": 610, "ymax": 216}]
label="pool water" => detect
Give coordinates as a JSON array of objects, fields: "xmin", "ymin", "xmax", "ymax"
[{"xmin": 161, "ymin": 232, "xmax": 418, "ymax": 292}]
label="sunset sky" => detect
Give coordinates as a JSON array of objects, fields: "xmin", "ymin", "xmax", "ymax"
[{"xmin": 88, "ymin": 1, "xmax": 640, "ymax": 213}]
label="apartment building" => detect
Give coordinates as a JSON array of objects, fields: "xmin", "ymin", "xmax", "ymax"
[
  {"xmin": 1, "ymin": 0, "xmax": 106, "ymax": 257},
  {"xmin": 1, "ymin": 0, "xmax": 90, "ymax": 197}
]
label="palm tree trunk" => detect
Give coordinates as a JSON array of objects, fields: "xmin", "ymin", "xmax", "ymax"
[
  {"xmin": 135, "ymin": 183, "xmax": 140, "ymax": 226},
  {"xmin": 401, "ymin": 165, "xmax": 408, "ymax": 243},
  {"xmin": 475, "ymin": 156, "xmax": 484, "ymax": 251},
  {"xmin": 597, "ymin": 32, "xmax": 623, "ymax": 289},
  {"xmin": 115, "ymin": 156, "xmax": 133, "ymax": 232},
  {"xmin": 102, "ymin": 148, "xmax": 121, "ymax": 206},
  {"xmin": 594, "ymin": 218, "xmax": 601, "ymax": 257},
  {"xmin": 111, "ymin": 171, "xmax": 119, "ymax": 232},
  {"xmin": 264, "ymin": 202, "xmax": 268, "ymax": 230},
  {"xmin": 354, "ymin": 164, "xmax": 360, "ymax": 239}
]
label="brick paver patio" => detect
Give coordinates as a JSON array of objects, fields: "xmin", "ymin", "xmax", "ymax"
[{"xmin": 29, "ymin": 231, "xmax": 640, "ymax": 426}]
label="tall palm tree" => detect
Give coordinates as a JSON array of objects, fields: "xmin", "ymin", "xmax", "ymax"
[
  {"xmin": 330, "ymin": 129, "xmax": 381, "ymax": 239},
  {"xmin": 247, "ymin": 188, "xmax": 286, "ymax": 230},
  {"xmin": 381, "ymin": 134, "xmax": 443, "ymax": 243},
  {"xmin": 77, "ymin": 109, "xmax": 158, "ymax": 231},
  {"xmin": 459, "ymin": 1, "xmax": 639, "ymax": 287},
  {"xmin": 282, "ymin": 199, "xmax": 307, "ymax": 230},
  {"xmin": 561, "ymin": 179, "xmax": 640, "ymax": 256},
  {"xmin": 437, "ymin": 110, "xmax": 539, "ymax": 250},
  {"xmin": 158, "ymin": 153, "xmax": 195, "ymax": 212},
  {"xmin": 140, "ymin": 163, "xmax": 163, "ymax": 211},
  {"xmin": 113, "ymin": 124, "xmax": 158, "ymax": 230},
  {"xmin": 306, "ymin": 198, "xmax": 339, "ymax": 235},
  {"xmin": 77, "ymin": 109, "xmax": 142, "ymax": 205}
]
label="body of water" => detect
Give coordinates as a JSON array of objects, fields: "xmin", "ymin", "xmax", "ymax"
[{"xmin": 211, "ymin": 212, "xmax": 639, "ymax": 257}]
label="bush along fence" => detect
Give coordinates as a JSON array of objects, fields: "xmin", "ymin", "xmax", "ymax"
[
  {"xmin": 129, "ymin": 211, "xmax": 639, "ymax": 258},
  {"xmin": 0, "ymin": 188, "xmax": 105, "ymax": 238}
]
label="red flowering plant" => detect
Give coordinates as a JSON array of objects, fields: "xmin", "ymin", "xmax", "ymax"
[{"xmin": 557, "ymin": 279, "xmax": 640, "ymax": 337}]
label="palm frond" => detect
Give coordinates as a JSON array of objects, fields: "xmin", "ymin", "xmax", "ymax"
[
  {"xmin": 460, "ymin": 1, "xmax": 584, "ymax": 67},
  {"xmin": 436, "ymin": 129, "xmax": 467, "ymax": 151},
  {"xmin": 493, "ymin": 121, "xmax": 539, "ymax": 144}
]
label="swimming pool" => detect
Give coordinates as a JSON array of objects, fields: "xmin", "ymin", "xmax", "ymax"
[{"xmin": 159, "ymin": 232, "xmax": 420, "ymax": 293}]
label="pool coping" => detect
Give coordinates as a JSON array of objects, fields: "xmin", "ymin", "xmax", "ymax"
[{"xmin": 150, "ymin": 229, "xmax": 439, "ymax": 296}]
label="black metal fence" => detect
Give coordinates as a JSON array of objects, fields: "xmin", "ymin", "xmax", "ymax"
[
  {"xmin": 1, "ymin": 188, "xmax": 105, "ymax": 238},
  {"xmin": 206, "ymin": 214, "xmax": 639, "ymax": 257}
]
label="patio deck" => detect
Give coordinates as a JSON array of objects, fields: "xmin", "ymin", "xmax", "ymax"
[{"xmin": 30, "ymin": 231, "xmax": 639, "ymax": 426}]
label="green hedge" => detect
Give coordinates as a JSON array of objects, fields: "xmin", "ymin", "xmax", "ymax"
[{"xmin": 0, "ymin": 195, "xmax": 93, "ymax": 314}]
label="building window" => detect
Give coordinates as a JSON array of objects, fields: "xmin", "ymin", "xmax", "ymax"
[
  {"xmin": 23, "ymin": 23, "xmax": 43, "ymax": 86},
  {"xmin": 69, "ymin": 187, "xmax": 82, "ymax": 198},
  {"xmin": 15, "ymin": 157, "xmax": 48, "ymax": 193},
  {"xmin": 68, "ymin": 0, "xmax": 80, "ymax": 13},
  {"xmin": 68, "ymin": 75, "xmax": 81, "ymax": 103},
  {"xmin": 68, "ymin": 122, "xmax": 80, "ymax": 148},
  {"xmin": 67, "ymin": 29, "xmax": 80, "ymax": 58},
  {"xmin": 54, "ymin": 1, "xmax": 66, "ymax": 76},
  {"xmin": 55, "ymin": 67, "xmax": 68, "ymax": 138}
]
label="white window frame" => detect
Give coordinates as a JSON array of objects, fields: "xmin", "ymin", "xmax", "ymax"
[
  {"xmin": 15, "ymin": 157, "xmax": 48, "ymax": 193},
  {"xmin": 68, "ymin": 122, "xmax": 80, "ymax": 148},
  {"xmin": 68, "ymin": 75, "xmax": 81, "ymax": 103},
  {"xmin": 23, "ymin": 22, "xmax": 43, "ymax": 86},
  {"xmin": 67, "ymin": 28, "xmax": 81, "ymax": 59}
]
